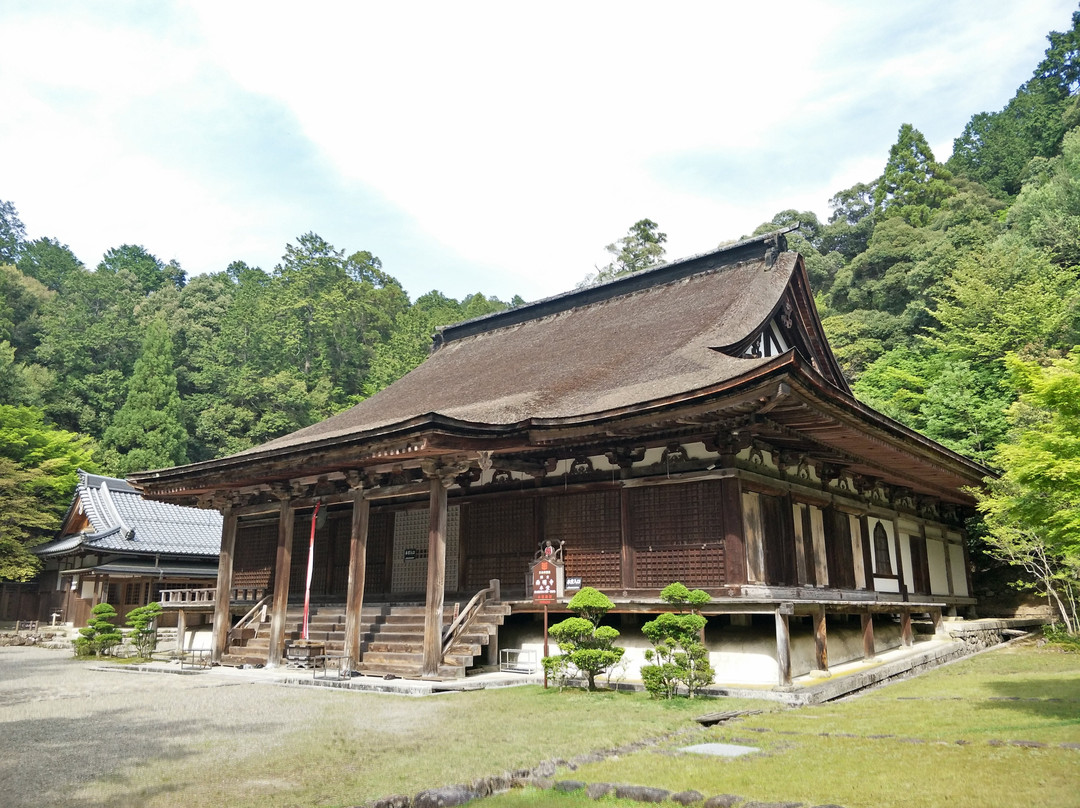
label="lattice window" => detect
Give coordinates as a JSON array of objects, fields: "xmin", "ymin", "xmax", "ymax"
[
  {"xmin": 462, "ymin": 498, "xmax": 535, "ymax": 591},
  {"xmin": 628, "ymin": 481, "xmax": 725, "ymax": 589},
  {"xmin": 391, "ymin": 507, "xmax": 460, "ymax": 594},
  {"xmin": 234, "ymin": 520, "xmax": 277, "ymax": 591},
  {"xmin": 873, "ymin": 521, "xmax": 893, "ymax": 576},
  {"xmin": 546, "ymin": 491, "xmax": 621, "ymax": 589}
]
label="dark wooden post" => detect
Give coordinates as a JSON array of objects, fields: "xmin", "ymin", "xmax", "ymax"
[
  {"xmin": 210, "ymin": 501, "xmax": 237, "ymax": 664},
  {"xmin": 720, "ymin": 475, "xmax": 747, "ymax": 586},
  {"xmin": 619, "ymin": 488, "xmax": 633, "ymax": 589},
  {"xmin": 900, "ymin": 610, "xmax": 914, "ymax": 647},
  {"xmin": 813, "ymin": 607, "xmax": 828, "ymax": 672},
  {"xmin": 775, "ymin": 606, "xmax": 792, "ymax": 687},
  {"xmin": 861, "ymin": 612, "xmax": 875, "ymax": 659},
  {"xmin": 267, "ymin": 492, "xmax": 295, "ymax": 667},
  {"xmin": 343, "ymin": 478, "xmax": 370, "ymax": 670},
  {"xmin": 422, "ymin": 468, "xmax": 450, "ymax": 677}
]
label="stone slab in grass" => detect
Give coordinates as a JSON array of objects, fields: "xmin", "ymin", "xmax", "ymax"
[{"xmin": 681, "ymin": 742, "xmax": 758, "ymax": 758}]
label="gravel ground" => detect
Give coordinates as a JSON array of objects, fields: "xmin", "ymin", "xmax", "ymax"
[{"xmin": 0, "ymin": 645, "xmax": 359, "ymax": 807}]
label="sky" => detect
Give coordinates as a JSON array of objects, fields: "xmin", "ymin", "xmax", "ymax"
[{"xmin": 0, "ymin": 1, "xmax": 1076, "ymax": 303}]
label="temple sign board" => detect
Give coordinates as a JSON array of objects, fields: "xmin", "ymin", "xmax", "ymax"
[{"xmin": 531, "ymin": 540, "xmax": 564, "ymax": 603}]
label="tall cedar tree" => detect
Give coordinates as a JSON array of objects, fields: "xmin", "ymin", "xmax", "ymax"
[{"xmin": 102, "ymin": 318, "xmax": 188, "ymax": 475}]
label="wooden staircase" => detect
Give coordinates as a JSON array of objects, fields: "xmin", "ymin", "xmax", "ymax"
[{"xmin": 221, "ymin": 600, "xmax": 511, "ymax": 679}]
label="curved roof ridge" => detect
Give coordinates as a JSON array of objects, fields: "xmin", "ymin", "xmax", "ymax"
[
  {"xmin": 97, "ymin": 481, "xmax": 136, "ymax": 540},
  {"xmin": 437, "ymin": 226, "xmax": 799, "ymax": 345}
]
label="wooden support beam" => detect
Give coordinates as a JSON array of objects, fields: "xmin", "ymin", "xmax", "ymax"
[
  {"xmin": 343, "ymin": 485, "xmax": 370, "ymax": 670},
  {"xmin": 931, "ymin": 607, "xmax": 947, "ymax": 637},
  {"xmin": 267, "ymin": 498, "xmax": 295, "ymax": 667},
  {"xmin": 861, "ymin": 613, "xmax": 875, "ymax": 659},
  {"xmin": 813, "ymin": 607, "xmax": 828, "ymax": 672},
  {"xmin": 210, "ymin": 504, "xmax": 237, "ymax": 664},
  {"xmin": 422, "ymin": 472, "xmax": 449, "ymax": 677},
  {"xmin": 775, "ymin": 608, "xmax": 792, "ymax": 687},
  {"xmin": 900, "ymin": 611, "xmax": 914, "ymax": 647}
]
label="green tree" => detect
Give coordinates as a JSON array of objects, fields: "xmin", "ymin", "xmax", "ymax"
[
  {"xmin": 34, "ymin": 264, "xmax": 144, "ymax": 436},
  {"xmin": 126, "ymin": 602, "xmax": 164, "ymax": 658},
  {"xmin": 16, "ymin": 237, "xmax": 84, "ymax": 292},
  {"xmin": 543, "ymin": 587, "xmax": 624, "ymax": 691},
  {"xmin": 949, "ymin": 10, "xmax": 1080, "ymax": 198},
  {"xmin": 75, "ymin": 602, "xmax": 123, "ymax": 657},
  {"xmin": 640, "ymin": 583, "xmax": 714, "ymax": 699},
  {"xmin": 579, "ymin": 219, "xmax": 667, "ymax": 287},
  {"xmin": 0, "ymin": 264, "xmax": 52, "ymax": 363},
  {"xmin": 0, "ymin": 404, "xmax": 97, "ymax": 580},
  {"xmin": 102, "ymin": 318, "xmax": 188, "ymax": 475},
  {"xmin": 0, "ymin": 199, "xmax": 26, "ymax": 264},
  {"xmin": 873, "ymin": 124, "xmax": 956, "ymax": 227},
  {"xmin": 1008, "ymin": 125, "xmax": 1080, "ymax": 265},
  {"xmin": 820, "ymin": 182, "xmax": 877, "ymax": 261},
  {"xmin": 98, "ymin": 244, "xmax": 185, "ymax": 293},
  {"xmin": 976, "ymin": 351, "xmax": 1080, "ymax": 634}
]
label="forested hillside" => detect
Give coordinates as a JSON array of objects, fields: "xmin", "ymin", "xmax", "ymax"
[{"xmin": 3, "ymin": 11, "xmax": 1080, "ymax": 617}]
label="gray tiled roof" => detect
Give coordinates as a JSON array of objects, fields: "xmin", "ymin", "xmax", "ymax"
[{"xmin": 35, "ymin": 471, "xmax": 221, "ymax": 558}]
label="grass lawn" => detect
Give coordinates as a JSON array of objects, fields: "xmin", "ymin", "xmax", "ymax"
[
  {"xmin": 66, "ymin": 642, "xmax": 1079, "ymax": 808},
  {"xmin": 484, "ymin": 643, "xmax": 1080, "ymax": 808}
]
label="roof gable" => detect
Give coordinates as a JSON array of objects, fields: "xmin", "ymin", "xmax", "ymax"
[{"xmin": 36, "ymin": 470, "xmax": 221, "ymax": 558}]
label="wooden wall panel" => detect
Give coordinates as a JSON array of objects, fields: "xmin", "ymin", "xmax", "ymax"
[
  {"xmin": 461, "ymin": 498, "xmax": 536, "ymax": 591},
  {"xmin": 544, "ymin": 490, "xmax": 621, "ymax": 589},
  {"xmin": 908, "ymin": 534, "xmax": 931, "ymax": 595},
  {"xmin": 365, "ymin": 509, "xmax": 394, "ymax": 595},
  {"xmin": 628, "ymin": 481, "xmax": 725, "ymax": 588},
  {"xmin": 823, "ymin": 507, "xmax": 856, "ymax": 589},
  {"xmin": 761, "ymin": 493, "xmax": 797, "ymax": 586}
]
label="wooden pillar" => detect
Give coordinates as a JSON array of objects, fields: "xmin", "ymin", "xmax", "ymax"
[
  {"xmin": 422, "ymin": 471, "xmax": 449, "ymax": 677},
  {"xmin": 210, "ymin": 503, "xmax": 237, "ymax": 664},
  {"xmin": 861, "ymin": 613, "xmax": 875, "ymax": 659},
  {"xmin": 267, "ymin": 495, "xmax": 295, "ymax": 668},
  {"xmin": 813, "ymin": 607, "xmax": 828, "ymax": 672},
  {"xmin": 176, "ymin": 608, "xmax": 188, "ymax": 653},
  {"xmin": 900, "ymin": 611, "xmax": 914, "ymax": 647},
  {"xmin": 343, "ymin": 482, "xmax": 370, "ymax": 670},
  {"xmin": 619, "ymin": 488, "xmax": 633, "ymax": 589},
  {"xmin": 775, "ymin": 607, "xmax": 792, "ymax": 687}
]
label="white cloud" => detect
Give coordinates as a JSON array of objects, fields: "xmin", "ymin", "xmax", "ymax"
[{"xmin": 0, "ymin": 0, "xmax": 1075, "ymax": 300}]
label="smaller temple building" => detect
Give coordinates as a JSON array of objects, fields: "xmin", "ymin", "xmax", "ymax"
[{"xmin": 28, "ymin": 470, "xmax": 221, "ymax": 627}]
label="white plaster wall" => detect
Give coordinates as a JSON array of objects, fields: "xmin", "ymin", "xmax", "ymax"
[
  {"xmin": 509, "ymin": 616, "xmax": 904, "ymax": 687},
  {"xmin": 949, "ymin": 543, "xmax": 969, "ymax": 596},
  {"xmin": 927, "ymin": 539, "xmax": 949, "ymax": 595}
]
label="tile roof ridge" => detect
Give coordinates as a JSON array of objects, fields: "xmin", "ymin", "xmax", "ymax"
[{"xmin": 98, "ymin": 481, "xmax": 136, "ymax": 540}]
